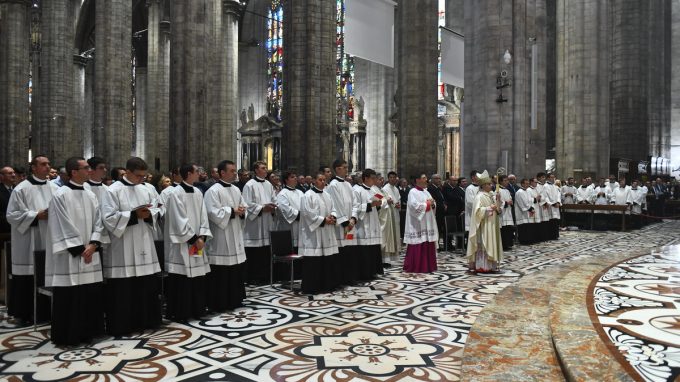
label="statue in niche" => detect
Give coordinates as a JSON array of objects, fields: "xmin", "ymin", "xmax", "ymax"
[
  {"xmin": 248, "ymin": 103, "xmax": 255, "ymax": 123},
  {"xmin": 240, "ymin": 109, "xmax": 248, "ymax": 128},
  {"xmin": 242, "ymin": 152, "xmax": 250, "ymax": 173},
  {"xmin": 337, "ymin": 98, "xmax": 348, "ymax": 124},
  {"xmin": 354, "ymin": 96, "xmax": 365, "ymax": 122}
]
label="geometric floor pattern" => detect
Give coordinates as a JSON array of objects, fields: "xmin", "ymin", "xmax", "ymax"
[
  {"xmin": 591, "ymin": 243, "xmax": 680, "ymax": 382},
  {"xmin": 0, "ymin": 221, "xmax": 677, "ymax": 381}
]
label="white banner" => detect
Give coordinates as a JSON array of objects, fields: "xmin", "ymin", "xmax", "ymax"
[
  {"xmin": 345, "ymin": 0, "xmax": 395, "ymax": 68},
  {"xmin": 440, "ymin": 28, "xmax": 464, "ymax": 88}
]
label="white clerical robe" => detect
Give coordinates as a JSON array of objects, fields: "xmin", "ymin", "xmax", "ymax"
[
  {"xmin": 100, "ymin": 178, "xmax": 161, "ymax": 278},
  {"xmin": 164, "ymin": 183, "xmax": 212, "ymax": 277},
  {"xmin": 143, "ymin": 182, "xmax": 164, "ymax": 240},
  {"xmin": 467, "ymin": 191, "xmax": 503, "ymax": 265},
  {"xmin": 606, "ymin": 181, "xmax": 619, "ymax": 195},
  {"xmin": 576, "ymin": 185, "xmax": 593, "ymax": 204},
  {"xmin": 242, "ymin": 177, "xmax": 274, "ymax": 247},
  {"xmin": 529, "ymin": 187, "xmax": 544, "ymax": 222},
  {"xmin": 159, "ymin": 184, "xmax": 179, "ymax": 217},
  {"xmin": 84, "ymin": 180, "xmax": 111, "ymax": 245},
  {"xmin": 594, "ymin": 186, "xmax": 610, "ymax": 206},
  {"xmin": 204, "ymin": 181, "xmax": 247, "ymax": 266},
  {"xmin": 276, "ymin": 186, "xmax": 303, "ymax": 247},
  {"xmin": 352, "ymin": 184, "xmax": 382, "ymax": 246},
  {"xmin": 45, "ymin": 183, "xmax": 104, "ymax": 287},
  {"xmin": 327, "ymin": 177, "xmax": 357, "ymax": 247},
  {"xmin": 544, "ymin": 183, "xmax": 561, "ymax": 220},
  {"xmin": 299, "ymin": 188, "xmax": 339, "ymax": 257},
  {"xmin": 498, "ymin": 188, "xmax": 515, "ymax": 227},
  {"xmin": 6, "ymin": 176, "xmax": 58, "ymax": 275},
  {"xmin": 536, "ymin": 183, "xmax": 551, "ymax": 222},
  {"xmin": 561, "ymin": 185, "xmax": 577, "ymax": 204},
  {"xmin": 380, "ymin": 183, "xmax": 401, "ymax": 262},
  {"xmin": 630, "ymin": 188, "xmax": 646, "ymax": 214},
  {"xmin": 464, "ymin": 184, "xmax": 479, "ymax": 231},
  {"xmin": 514, "ymin": 188, "xmax": 536, "ymax": 225},
  {"xmin": 404, "ymin": 187, "xmax": 438, "ymax": 245},
  {"xmin": 611, "ymin": 186, "xmax": 633, "ymax": 209}
]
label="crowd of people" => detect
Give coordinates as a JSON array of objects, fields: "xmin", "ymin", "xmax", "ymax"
[{"xmin": 0, "ymin": 154, "xmax": 678, "ymax": 348}]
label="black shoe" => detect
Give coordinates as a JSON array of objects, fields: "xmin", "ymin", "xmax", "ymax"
[{"xmin": 382, "ymin": 263, "xmax": 392, "ymax": 268}]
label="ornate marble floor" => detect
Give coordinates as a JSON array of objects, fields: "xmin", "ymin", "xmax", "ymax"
[
  {"xmin": 591, "ymin": 244, "xmax": 680, "ymax": 382},
  {"xmin": 0, "ymin": 221, "xmax": 677, "ymax": 381}
]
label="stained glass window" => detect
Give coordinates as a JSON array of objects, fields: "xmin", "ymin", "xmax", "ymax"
[
  {"xmin": 267, "ymin": 0, "xmax": 283, "ymax": 122},
  {"xmin": 336, "ymin": 0, "xmax": 354, "ymax": 121},
  {"xmin": 438, "ymin": 0, "xmax": 446, "ymax": 116}
]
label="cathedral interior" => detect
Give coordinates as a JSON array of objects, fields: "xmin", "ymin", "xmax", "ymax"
[{"xmin": 1, "ymin": 1, "xmax": 680, "ymax": 381}]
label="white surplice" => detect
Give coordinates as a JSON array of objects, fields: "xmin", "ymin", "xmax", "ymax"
[
  {"xmin": 544, "ymin": 182, "xmax": 562, "ymax": 220},
  {"xmin": 561, "ymin": 185, "xmax": 577, "ymax": 204},
  {"xmin": 45, "ymin": 182, "xmax": 103, "ymax": 287},
  {"xmin": 164, "ymin": 182, "xmax": 212, "ymax": 277},
  {"xmin": 498, "ymin": 187, "xmax": 515, "ymax": 227},
  {"xmin": 326, "ymin": 177, "xmax": 358, "ymax": 246},
  {"xmin": 100, "ymin": 177, "xmax": 161, "ymax": 278},
  {"xmin": 204, "ymin": 180, "xmax": 247, "ymax": 266},
  {"xmin": 352, "ymin": 184, "xmax": 382, "ymax": 246},
  {"xmin": 6, "ymin": 176, "xmax": 58, "ymax": 275},
  {"xmin": 299, "ymin": 188, "xmax": 339, "ymax": 257},
  {"xmin": 276, "ymin": 186, "xmax": 303, "ymax": 247},
  {"xmin": 514, "ymin": 188, "xmax": 536, "ymax": 225},
  {"xmin": 464, "ymin": 184, "xmax": 479, "ymax": 231},
  {"xmin": 380, "ymin": 183, "xmax": 401, "ymax": 262},
  {"xmin": 242, "ymin": 177, "xmax": 275, "ymax": 247},
  {"xmin": 404, "ymin": 187, "xmax": 438, "ymax": 245}
]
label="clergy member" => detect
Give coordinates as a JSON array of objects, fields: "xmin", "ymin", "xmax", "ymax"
[
  {"xmin": 464, "ymin": 170, "xmax": 480, "ymax": 244},
  {"xmin": 545, "ymin": 173, "xmax": 562, "ymax": 240},
  {"xmin": 164, "ymin": 163, "xmax": 212, "ymax": 321},
  {"xmin": 514, "ymin": 179, "xmax": 536, "ymax": 245},
  {"xmin": 204, "ymin": 160, "xmax": 248, "ymax": 311},
  {"xmin": 276, "ymin": 170, "xmax": 304, "ymax": 249},
  {"xmin": 45, "ymin": 157, "xmax": 104, "ymax": 345},
  {"xmin": 352, "ymin": 169, "xmax": 384, "ymax": 279},
  {"xmin": 403, "ymin": 174, "xmax": 438, "ymax": 273},
  {"xmin": 327, "ymin": 159, "xmax": 359, "ymax": 285},
  {"xmin": 6, "ymin": 155, "xmax": 57, "ymax": 323},
  {"xmin": 100, "ymin": 157, "xmax": 162, "ymax": 335},
  {"xmin": 242, "ymin": 161, "xmax": 276, "ymax": 284},
  {"xmin": 84, "ymin": 156, "xmax": 108, "ymax": 203},
  {"xmin": 380, "ymin": 171, "xmax": 401, "ymax": 267},
  {"xmin": 299, "ymin": 172, "xmax": 339, "ymax": 294},
  {"xmin": 467, "ymin": 171, "xmax": 503, "ymax": 273},
  {"xmin": 497, "ymin": 175, "xmax": 515, "ymax": 251}
]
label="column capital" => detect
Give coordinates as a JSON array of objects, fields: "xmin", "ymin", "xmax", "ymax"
[
  {"xmin": 145, "ymin": 0, "xmax": 161, "ymax": 8},
  {"xmin": 159, "ymin": 20, "xmax": 171, "ymax": 31},
  {"xmin": 73, "ymin": 54, "xmax": 89, "ymax": 67},
  {"xmin": 0, "ymin": 0, "xmax": 31, "ymax": 6},
  {"xmin": 223, "ymin": 0, "xmax": 243, "ymax": 16}
]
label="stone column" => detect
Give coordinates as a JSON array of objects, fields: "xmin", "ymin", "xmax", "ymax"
[
  {"xmin": 395, "ymin": 0, "xmax": 438, "ymax": 180},
  {"xmin": 170, "ymin": 0, "xmax": 213, "ymax": 168},
  {"xmin": 354, "ymin": 58, "xmax": 395, "ymax": 175},
  {"xmin": 645, "ymin": 1, "xmax": 671, "ymax": 159},
  {"xmin": 210, "ymin": 0, "xmax": 240, "ymax": 165},
  {"xmin": 134, "ymin": 67, "xmax": 147, "ymax": 160},
  {"xmin": 0, "ymin": 0, "xmax": 30, "ymax": 166},
  {"xmin": 73, "ymin": 55, "xmax": 89, "ymax": 157},
  {"xmin": 672, "ymin": 0, "xmax": 680, "ymax": 169},
  {"xmin": 94, "ymin": 0, "xmax": 132, "ymax": 166},
  {"xmin": 556, "ymin": 0, "xmax": 610, "ymax": 179},
  {"xmin": 282, "ymin": 0, "xmax": 336, "ymax": 175},
  {"xmin": 145, "ymin": 0, "xmax": 170, "ymax": 172},
  {"xmin": 36, "ymin": 0, "xmax": 76, "ymax": 166}
]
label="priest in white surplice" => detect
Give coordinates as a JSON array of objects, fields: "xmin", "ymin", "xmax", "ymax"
[
  {"xmin": 204, "ymin": 160, "xmax": 247, "ymax": 311},
  {"xmin": 100, "ymin": 157, "xmax": 162, "ymax": 336},
  {"xmin": 164, "ymin": 164, "xmax": 212, "ymax": 321},
  {"xmin": 242, "ymin": 161, "xmax": 276, "ymax": 284},
  {"xmin": 403, "ymin": 174, "xmax": 438, "ymax": 273},
  {"xmin": 561, "ymin": 177, "xmax": 577, "ymax": 205},
  {"xmin": 6, "ymin": 155, "xmax": 57, "ymax": 323},
  {"xmin": 497, "ymin": 175, "xmax": 515, "ymax": 250},
  {"xmin": 299, "ymin": 172, "xmax": 339, "ymax": 294},
  {"xmin": 352, "ymin": 169, "xmax": 384, "ymax": 280},
  {"xmin": 514, "ymin": 179, "xmax": 537, "ymax": 245},
  {"xmin": 380, "ymin": 171, "xmax": 401, "ymax": 267},
  {"xmin": 327, "ymin": 159, "xmax": 359, "ymax": 285},
  {"xmin": 544, "ymin": 174, "xmax": 562, "ymax": 240},
  {"xmin": 464, "ymin": 170, "xmax": 480, "ymax": 247},
  {"xmin": 45, "ymin": 157, "xmax": 105, "ymax": 345},
  {"xmin": 276, "ymin": 170, "xmax": 304, "ymax": 249}
]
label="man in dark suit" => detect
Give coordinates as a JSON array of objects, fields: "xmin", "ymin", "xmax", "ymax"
[
  {"xmin": 427, "ymin": 174, "xmax": 446, "ymax": 250},
  {"xmin": 0, "ymin": 166, "xmax": 16, "ymax": 235},
  {"xmin": 443, "ymin": 176, "xmax": 461, "ymax": 248}
]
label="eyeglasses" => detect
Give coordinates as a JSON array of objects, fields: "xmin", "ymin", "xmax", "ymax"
[{"xmin": 79, "ymin": 166, "xmax": 91, "ymax": 170}]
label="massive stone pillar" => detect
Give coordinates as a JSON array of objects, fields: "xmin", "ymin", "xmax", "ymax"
[
  {"xmin": 0, "ymin": 0, "xmax": 30, "ymax": 166},
  {"xmin": 354, "ymin": 58, "xmax": 395, "ymax": 175},
  {"xmin": 646, "ymin": 1, "xmax": 671, "ymax": 159},
  {"xmin": 134, "ymin": 67, "xmax": 147, "ymax": 160},
  {"xmin": 282, "ymin": 0, "xmax": 336, "ymax": 175},
  {"xmin": 36, "ymin": 0, "xmax": 77, "ymax": 166},
  {"xmin": 463, "ymin": 0, "xmax": 548, "ymax": 179},
  {"xmin": 672, "ymin": 0, "xmax": 680, "ymax": 170},
  {"xmin": 209, "ymin": 0, "xmax": 239, "ymax": 166},
  {"xmin": 94, "ymin": 0, "xmax": 132, "ymax": 166},
  {"xmin": 395, "ymin": 0, "xmax": 438, "ymax": 180},
  {"xmin": 145, "ymin": 0, "xmax": 170, "ymax": 172},
  {"xmin": 556, "ymin": 0, "xmax": 610, "ymax": 179},
  {"xmin": 73, "ymin": 55, "xmax": 89, "ymax": 158}
]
